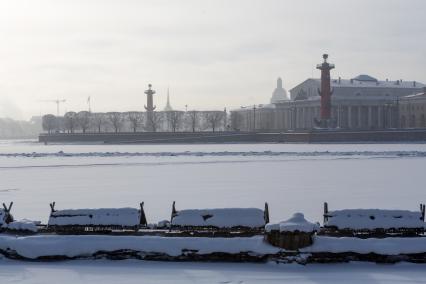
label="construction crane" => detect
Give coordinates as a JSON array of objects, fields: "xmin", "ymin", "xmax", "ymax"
[{"xmin": 38, "ymin": 99, "xmax": 66, "ymax": 116}]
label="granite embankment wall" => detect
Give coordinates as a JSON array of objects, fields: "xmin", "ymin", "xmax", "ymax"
[{"xmin": 39, "ymin": 129, "xmax": 426, "ymax": 144}]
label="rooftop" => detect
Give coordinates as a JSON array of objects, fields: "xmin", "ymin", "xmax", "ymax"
[{"xmin": 309, "ymin": 76, "xmax": 425, "ymax": 89}]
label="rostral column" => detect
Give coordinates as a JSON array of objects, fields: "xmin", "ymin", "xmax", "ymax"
[
  {"xmin": 316, "ymin": 54, "xmax": 335, "ymax": 126},
  {"xmin": 144, "ymin": 84, "xmax": 156, "ymax": 130}
]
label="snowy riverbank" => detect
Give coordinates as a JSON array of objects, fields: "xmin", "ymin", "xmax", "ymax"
[{"xmin": 0, "ymin": 234, "xmax": 426, "ymax": 263}]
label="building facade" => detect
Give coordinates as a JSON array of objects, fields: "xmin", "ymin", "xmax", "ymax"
[
  {"xmin": 399, "ymin": 88, "xmax": 426, "ymax": 128},
  {"xmin": 231, "ymin": 74, "xmax": 426, "ymax": 132}
]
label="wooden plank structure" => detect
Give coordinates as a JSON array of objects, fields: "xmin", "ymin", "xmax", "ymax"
[
  {"xmin": 322, "ymin": 202, "xmax": 426, "ymax": 237},
  {"xmin": 0, "ymin": 202, "xmax": 14, "ymax": 230},
  {"xmin": 265, "ymin": 213, "xmax": 318, "ymax": 250},
  {"xmin": 169, "ymin": 201, "xmax": 269, "ymax": 236},
  {"xmin": 47, "ymin": 202, "xmax": 148, "ymax": 233}
]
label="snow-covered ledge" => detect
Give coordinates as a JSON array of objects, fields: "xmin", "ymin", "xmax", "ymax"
[{"xmin": 265, "ymin": 213, "xmax": 319, "ymax": 250}]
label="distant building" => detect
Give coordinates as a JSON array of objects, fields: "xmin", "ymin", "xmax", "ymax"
[
  {"xmin": 270, "ymin": 77, "xmax": 289, "ymax": 104},
  {"xmin": 399, "ymin": 87, "xmax": 426, "ymax": 128},
  {"xmin": 231, "ymin": 70, "xmax": 426, "ymax": 131}
]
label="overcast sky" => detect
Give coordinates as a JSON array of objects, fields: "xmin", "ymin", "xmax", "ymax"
[{"xmin": 0, "ymin": 0, "xmax": 425, "ymax": 119}]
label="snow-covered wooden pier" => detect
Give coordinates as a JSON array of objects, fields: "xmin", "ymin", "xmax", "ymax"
[{"xmin": 0, "ymin": 202, "xmax": 425, "ymax": 263}]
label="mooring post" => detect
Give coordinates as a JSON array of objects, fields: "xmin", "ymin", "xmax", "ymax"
[
  {"xmin": 323, "ymin": 202, "xmax": 329, "ymax": 224},
  {"xmin": 264, "ymin": 202, "xmax": 270, "ymax": 224},
  {"xmin": 139, "ymin": 202, "xmax": 147, "ymax": 227},
  {"xmin": 170, "ymin": 201, "xmax": 176, "ymax": 232},
  {"xmin": 49, "ymin": 202, "xmax": 56, "ymax": 214}
]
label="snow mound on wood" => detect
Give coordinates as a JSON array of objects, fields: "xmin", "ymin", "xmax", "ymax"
[
  {"xmin": 304, "ymin": 236, "xmax": 426, "ymax": 255},
  {"xmin": 48, "ymin": 208, "xmax": 140, "ymax": 226},
  {"xmin": 265, "ymin": 213, "xmax": 319, "ymax": 233},
  {"xmin": 5, "ymin": 219, "xmax": 38, "ymax": 232},
  {"xmin": 0, "ymin": 235, "xmax": 279, "ymax": 259},
  {"xmin": 172, "ymin": 208, "xmax": 265, "ymax": 228},
  {"xmin": 0, "ymin": 209, "xmax": 7, "ymax": 226},
  {"xmin": 325, "ymin": 209, "xmax": 424, "ymax": 230}
]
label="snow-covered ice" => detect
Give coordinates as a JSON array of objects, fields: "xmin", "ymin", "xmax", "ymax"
[
  {"xmin": 1, "ymin": 140, "xmax": 426, "ymax": 282},
  {"xmin": 1, "ymin": 260, "xmax": 425, "ymax": 284},
  {"xmin": 1, "ymin": 142, "xmax": 425, "ymax": 225}
]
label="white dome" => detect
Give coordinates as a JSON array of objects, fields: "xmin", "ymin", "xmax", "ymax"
[{"xmin": 270, "ymin": 77, "xmax": 289, "ymax": 104}]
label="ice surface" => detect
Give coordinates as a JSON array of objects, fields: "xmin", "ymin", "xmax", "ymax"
[
  {"xmin": 266, "ymin": 213, "xmax": 319, "ymax": 232},
  {"xmin": 325, "ymin": 209, "xmax": 424, "ymax": 230},
  {"xmin": 172, "ymin": 208, "xmax": 265, "ymax": 228}
]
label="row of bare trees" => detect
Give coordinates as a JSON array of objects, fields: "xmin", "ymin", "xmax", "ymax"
[{"xmin": 42, "ymin": 110, "xmax": 227, "ymax": 134}]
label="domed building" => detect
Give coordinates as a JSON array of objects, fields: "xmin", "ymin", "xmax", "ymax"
[{"xmin": 270, "ymin": 77, "xmax": 289, "ymax": 104}]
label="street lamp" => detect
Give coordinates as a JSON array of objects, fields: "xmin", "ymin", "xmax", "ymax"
[{"xmin": 253, "ymin": 105, "xmax": 257, "ymax": 132}]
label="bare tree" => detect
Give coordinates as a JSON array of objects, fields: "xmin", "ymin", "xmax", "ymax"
[
  {"xmin": 186, "ymin": 110, "xmax": 199, "ymax": 132},
  {"xmin": 77, "ymin": 111, "xmax": 91, "ymax": 133},
  {"xmin": 230, "ymin": 111, "xmax": 244, "ymax": 131},
  {"xmin": 107, "ymin": 112, "xmax": 123, "ymax": 133},
  {"xmin": 91, "ymin": 113, "xmax": 106, "ymax": 133},
  {"xmin": 146, "ymin": 111, "xmax": 163, "ymax": 132},
  {"xmin": 127, "ymin": 111, "xmax": 144, "ymax": 132},
  {"xmin": 42, "ymin": 114, "xmax": 57, "ymax": 134},
  {"xmin": 64, "ymin": 111, "xmax": 77, "ymax": 133},
  {"xmin": 165, "ymin": 111, "xmax": 184, "ymax": 132},
  {"xmin": 203, "ymin": 111, "xmax": 225, "ymax": 132}
]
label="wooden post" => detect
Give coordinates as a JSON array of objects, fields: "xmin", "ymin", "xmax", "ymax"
[
  {"xmin": 170, "ymin": 201, "xmax": 177, "ymax": 232},
  {"xmin": 49, "ymin": 202, "xmax": 56, "ymax": 214},
  {"xmin": 264, "ymin": 202, "xmax": 270, "ymax": 224},
  {"xmin": 6, "ymin": 202, "xmax": 13, "ymax": 212},
  {"xmin": 266, "ymin": 231, "xmax": 315, "ymax": 250},
  {"xmin": 139, "ymin": 202, "xmax": 147, "ymax": 227},
  {"xmin": 323, "ymin": 202, "xmax": 328, "ymax": 224},
  {"xmin": 2, "ymin": 202, "xmax": 14, "ymax": 224},
  {"xmin": 421, "ymin": 203, "xmax": 425, "ymax": 222}
]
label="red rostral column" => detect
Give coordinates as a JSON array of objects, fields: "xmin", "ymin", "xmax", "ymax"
[{"xmin": 316, "ymin": 54, "xmax": 335, "ymax": 120}]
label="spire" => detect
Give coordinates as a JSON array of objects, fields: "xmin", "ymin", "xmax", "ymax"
[
  {"xmin": 164, "ymin": 87, "xmax": 173, "ymax": 111},
  {"xmin": 277, "ymin": 77, "xmax": 283, "ymax": 88}
]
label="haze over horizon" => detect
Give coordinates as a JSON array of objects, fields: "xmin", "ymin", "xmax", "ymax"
[{"xmin": 0, "ymin": 0, "xmax": 425, "ymax": 120}]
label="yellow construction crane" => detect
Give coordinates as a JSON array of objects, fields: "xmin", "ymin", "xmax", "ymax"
[{"xmin": 38, "ymin": 99, "xmax": 66, "ymax": 116}]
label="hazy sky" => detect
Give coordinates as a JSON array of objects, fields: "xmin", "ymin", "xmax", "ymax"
[{"xmin": 0, "ymin": 0, "xmax": 425, "ymax": 119}]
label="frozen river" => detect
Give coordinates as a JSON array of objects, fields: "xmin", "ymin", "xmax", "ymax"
[
  {"xmin": 0, "ymin": 140, "xmax": 426, "ymax": 283},
  {"xmin": 0, "ymin": 140, "xmax": 425, "ymax": 223}
]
